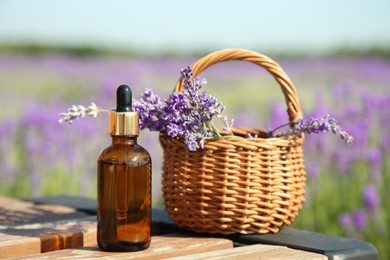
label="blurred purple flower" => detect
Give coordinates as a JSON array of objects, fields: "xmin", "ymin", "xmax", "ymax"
[
  {"xmin": 313, "ymin": 90, "xmax": 327, "ymax": 116},
  {"xmin": 367, "ymin": 149, "xmax": 382, "ymax": 181},
  {"xmin": 13, "ymin": 100, "xmax": 106, "ymax": 196},
  {"xmin": 332, "ymin": 81, "xmax": 354, "ymax": 102},
  {"xmin": 30, "ymin": 170, "xmax": 42, "ymax": 196},
  {"xmin": 345, "ymin": 120, "xmax": 369, "ymax": 149},
  {"xmin": 331, "ymin": 149, "xmax": 356, "ymax": 173},
  {"xmin": 307, "ymin": 163, "xmax": 319, "ymax": 180},
  {"xmin": 363, "ymin": 185, "xmax": 379, "ymax": 211},
  {"xmin": 268, "ymin": 103, "xmax": 287, "ymax": 129},
  {"xmin": 353, "ymin": 209, "xmax": 367, "ymax": 231},
  {"xmin": 340, "ymin": 213, "xmax": 353, "ymax": 230}
]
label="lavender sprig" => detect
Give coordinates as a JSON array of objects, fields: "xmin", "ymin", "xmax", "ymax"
[
  {"xmin": 133, "ymin": 87, "xmax": 167, "ymax": 131},
  {"xmin": 58, "ymin": 69, "xmax": 353, "ymax": 150},
  {"xmin": 58, "ymin": 103, "xmax": 107, "ymax": 124},
  {"xmin": 133, "ymin": 66, "xmax": 234, "ymax": 151},
  {"xmin": 268, "ymin": 114, "xmax": 354, "ymax": 145},
  {"xmin": 57, "ymin": 67, "xmax": 233, "ymax": 151}
]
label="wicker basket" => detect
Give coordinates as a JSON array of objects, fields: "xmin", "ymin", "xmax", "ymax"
[{"xmin": 160, "ymin": 48, "xmax": 306, "ymax": 234}]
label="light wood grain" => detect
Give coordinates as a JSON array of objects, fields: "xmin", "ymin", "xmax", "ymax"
[
  {"xmin": 12, "ymin": 235, "xmax": 233, "ymax": 259},
  {"xmin": 0, "ymin": 196, "xmax": 96, "ymax": 258},
  {"xmin": 0, "ymin": 196, "xmax": 328, "ymax": 259},
  {"xmin": 0, "ymin": 216, "xmax": 97, "ymax": 258},
  {"xmin": 164, "ymin": 244, "xmax": 327, "ymax": 260}
]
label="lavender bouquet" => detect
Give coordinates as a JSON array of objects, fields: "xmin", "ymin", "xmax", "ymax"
[{"xmin": 59, "ymin": 66, "xmax": 353, "ymax": 150}]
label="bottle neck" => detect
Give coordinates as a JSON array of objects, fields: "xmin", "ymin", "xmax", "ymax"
[{"xmin": 111, "ymin": 135, "xmax": 137, "ymax": 145}]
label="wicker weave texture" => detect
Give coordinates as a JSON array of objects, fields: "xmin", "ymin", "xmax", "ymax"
[{"xmin": 160, "ymin": 49, "xmax": 306, "ymax": 234}]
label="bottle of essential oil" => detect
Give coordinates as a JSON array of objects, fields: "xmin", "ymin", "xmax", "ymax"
[{"xmin": 97, "ymin": 84, "xmax": 151, "ymax": 252}]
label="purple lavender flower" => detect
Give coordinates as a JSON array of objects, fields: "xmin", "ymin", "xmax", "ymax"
[
  {"xmin": 133, "ymin": 66, "xmax": 231, "ymax": 151},
  {"xmin": 268, "ymin": 104, "xmax": 287, "ymax": 129},
  {"xmin": 133, "ymin": 87, "xmax": 168, "ymax": 131},
  {"xmin": 185, "ymin": 133, "xmax": 201, "ymax": 151},
  {"xmin": 307, "ymin": 163, "xmax": 319, "ymax": 180},
  {"xmin": 181, "ymin": 66, "xmax": 194, "ymax": 80},
  {"xmin": 353, "ymin": 209, "xmax": 367, "ymax": 231},
  {"xmin": 166, "ymin": 123, "xmax": 184, "ymax": 137},
  {"xmin": 367, "ymin": 149, "xmax": 382, "ymax": 181},
  {"xmin": 268, "ymin": 114, "xmax": 354, "ymax": 145},
  {"xmin": 363, "ymin": 185, "xmax": 379, "ymax": 211},
  {"xmin": 58, "ymin": 66, "xmax": 230, "ymax": 152},
  {"xmin": 339, "ymin": 213, "xmax": 353, "ymax": 230},
  {"xmin": 58, "ymin": 103, "xmax": 105, "ymax": 124},
  {"xmin": 292, "ymin": 115, "xmax": 354, "ymax": 144}
]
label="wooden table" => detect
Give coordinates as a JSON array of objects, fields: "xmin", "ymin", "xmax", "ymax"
[{"xmin": 0, "ymin": 196, "xmax": 377, "ymax": 259}]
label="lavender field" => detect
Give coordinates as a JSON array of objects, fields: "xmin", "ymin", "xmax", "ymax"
[{"xmin": 0, "ymin": 52, "xmax": 389, "ymax": 257}]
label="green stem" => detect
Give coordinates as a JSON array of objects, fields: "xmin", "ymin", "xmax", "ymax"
[
  {"xmin": 205, "ymin": 135, "xmax": 244, "ymax": 140},
  {"xmin": 270, "ymin": 120, "xmax": 296, "ymax": 134},
  {"xmin": 207, "ymin": 122, "xmax": 222, "ymax": 138}
]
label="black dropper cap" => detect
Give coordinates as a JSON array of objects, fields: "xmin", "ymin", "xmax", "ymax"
[
  {"xmin": 109, "ymin": 84, "xmax": 139, "ymax": 136},
  {"xmin": 116, "ymin": 84, "xmax": 133, "ymax": 112}
]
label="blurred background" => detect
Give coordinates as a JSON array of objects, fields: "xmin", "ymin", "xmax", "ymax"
[{"xmin": 1, "ymin": 0, "xmax": 389, "ymax": 257}]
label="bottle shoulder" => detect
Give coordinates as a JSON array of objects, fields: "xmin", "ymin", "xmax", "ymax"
[{"xmin": 98, "ymin": 143, "xmax": 151, "ymax": 164}]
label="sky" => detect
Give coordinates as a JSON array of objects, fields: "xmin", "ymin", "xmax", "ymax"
[{"xmin": 0, "ymin": 0, "xmax": 389, "ymax": 54}]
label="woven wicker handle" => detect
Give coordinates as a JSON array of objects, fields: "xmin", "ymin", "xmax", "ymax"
[{"xmin": 175, "ymin": 48, "xmax": 303, "ymax": 122}]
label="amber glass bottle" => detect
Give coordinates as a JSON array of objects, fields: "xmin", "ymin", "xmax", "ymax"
[{"xmin": 97, "ymin": 85, "xmax": 151, "ymax": 252}]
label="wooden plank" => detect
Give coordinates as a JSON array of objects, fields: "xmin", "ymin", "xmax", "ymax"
[
  {"xmin": 12, "ymin": 235, "xmax": 233, "ymax": 259},
  {"xmin": 38, "ymin": 195, "xmax": 375, "ymax": 260},
  {"xmin": 0, "ymin": 196, "xmax": 97, "ymax": 259},
  {"xmin": 164, "ymin": 244, "xmax": 327, "ymax": 260},
  {"xmin": 0, "ymin": 216, "xmax": 97, "ymax": 258}
]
